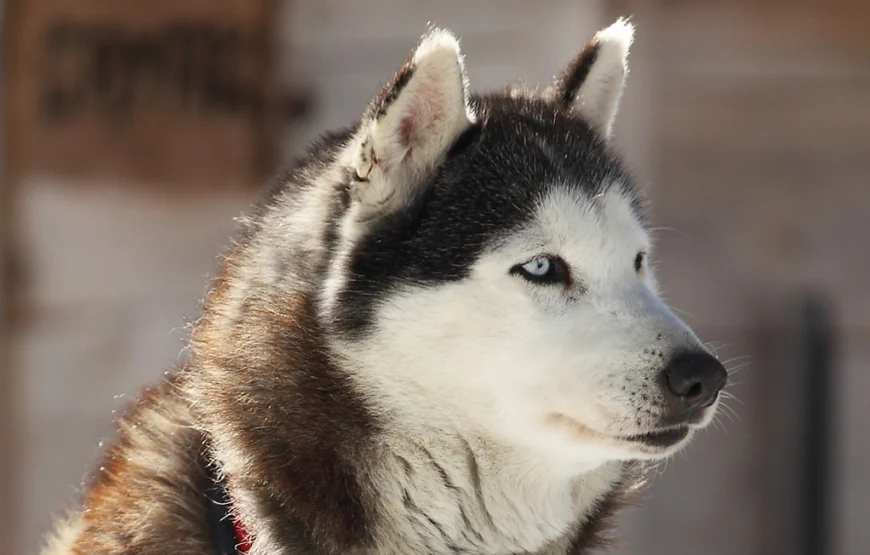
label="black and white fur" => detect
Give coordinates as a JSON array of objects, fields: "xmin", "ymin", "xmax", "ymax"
[{"xmin": 43, "ymin": 19, "xmax": 727, "ymax": 555}]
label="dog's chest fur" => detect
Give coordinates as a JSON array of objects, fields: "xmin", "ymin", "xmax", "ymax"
[
  {"xmin": 42, "ymin": 286, "xmax": 638, "ymax": 555},
  {"xmin": 367, "ymin": 431, "xmax": 629, "ymax": 554},
  {"xmin": 43, "ymin": 383, "xmax": 635, "ymax": 555}
]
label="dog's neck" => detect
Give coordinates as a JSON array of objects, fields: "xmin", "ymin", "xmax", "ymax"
[
  {"xmin": 201, "ymin": 298, "xmax": 635, "ymax": 555},
  {"xmin": 318, "ymin": 338, "xmax": 632, "ymax": 554},
  {"xmin": 210, "ymin": 395, "xmax": 629, "ymax": 555},
  {"xmin": 208, "ymin": 375, "xmax": 631, "ymax": 555},
  {"xmin": 362, "ymin": 417, "xmax": 626, "ymax": 554}
]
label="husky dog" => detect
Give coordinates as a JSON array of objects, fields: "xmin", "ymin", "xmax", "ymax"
[{"xmin": 43, "ymin": 19, "xmax": 727, "ymax": 555}]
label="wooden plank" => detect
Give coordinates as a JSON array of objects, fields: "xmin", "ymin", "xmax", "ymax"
[
  {"xmin": 1, "ymin": 0, "xmax": 24, "ymax": 550},
  {"xmin": 650, "ymin": 74, "xmax": 870, "ymax": 330},
  {"xmin": 658, "ymin": 76, "xmax": 870, "ymax": 157},
  {"xmin": 656, "ymin": 1, "xmax": 870, "ymax": 76},
  {"xmin": 6, "ymin": 0, "xmax": 280, "ymax": 189}
]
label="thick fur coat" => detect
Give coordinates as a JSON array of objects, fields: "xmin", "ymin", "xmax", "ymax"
[{"xmin": 43, "ymin": 20, "xmax": 726, "ymax": 555}]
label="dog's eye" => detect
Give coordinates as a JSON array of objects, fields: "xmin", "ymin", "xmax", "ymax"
[
  {"xmin": 634, "ymin": 251, "xmax": 646, "ymax": 273},
  {"xmin": 511, "ymin": 256, "xmax": 571, "ymax": 285}
]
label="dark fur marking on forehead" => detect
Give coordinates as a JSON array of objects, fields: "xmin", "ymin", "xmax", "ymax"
[
  {"xmin": 333, "ymin": 94, "xmax": 640, "ymax": 338},
  {"xmin": 446, "ymin": 121, "xmax": 482, "ymax": 159}
]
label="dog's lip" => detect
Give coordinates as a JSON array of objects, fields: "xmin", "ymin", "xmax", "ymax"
[
  {"xmin": 546, "ymin": 413, "xmax": 692, "ymax": 449},
  {"xmin": 700, "ymin": 390, "xmax": 720, "ymax": 409},
  {"xmin": 615, "ymin": 426, "xmax": 691, "ymax": 448}
]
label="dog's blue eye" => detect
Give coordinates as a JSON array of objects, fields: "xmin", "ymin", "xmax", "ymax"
[
  {"xmin": 523, "ymin": 258, "xmax": 550, "ymax": 276},
  {"xmin": 510, "ymin": 255, "xmax": 571, "ymax": 286}
]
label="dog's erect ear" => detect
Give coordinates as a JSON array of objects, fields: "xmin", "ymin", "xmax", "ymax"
[
  {"xmin": 551, "ymin": 19, "xmax": 634, "ymax": 139},
  {"xmin": 351, "ymin": 28, "xmax": 472, "ymax": 217}
]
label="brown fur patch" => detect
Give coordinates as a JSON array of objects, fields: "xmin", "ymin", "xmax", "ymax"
[
  {"xmin": 568, "ymin": 462, "xmax": 643, "ymax": 554},
  {"xmin": 48, "ymin": 376, "xmax": 213, "ymax": 555},
  {"xmin": 188, "ymin": 252, "xmax": 381, "ymax": 552}
]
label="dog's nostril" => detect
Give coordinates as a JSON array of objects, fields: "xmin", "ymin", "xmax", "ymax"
[
  {"xmin": 662, "ymin": 352, "xmax": 727, "ymax": 413},
  {"xmin": 686, "ymin": 382, "xmax": 703, "ymax": 400}
]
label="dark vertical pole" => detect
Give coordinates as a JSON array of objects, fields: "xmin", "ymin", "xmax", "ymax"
[
  {"xmin": 798, "ymin": 296, "xmax": 834, "ymax": 555},
  {"xmin": 1, "ymin": 0, "xmax": 23, "ymax": 553}
]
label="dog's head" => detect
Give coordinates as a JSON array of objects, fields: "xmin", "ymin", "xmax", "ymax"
[{"xmin": 320, "ymin": 21, "xmax": 726, "ymax": 465}]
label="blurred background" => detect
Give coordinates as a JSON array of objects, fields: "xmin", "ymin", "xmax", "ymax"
[{"xmin": 1, "ymin": 0, "xmax": 868, "ymax": 554}]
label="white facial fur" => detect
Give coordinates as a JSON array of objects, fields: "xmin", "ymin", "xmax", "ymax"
[
  {"xmin": 328, "ymin": 19, "xmax": 716, "ymax": 490},
  {"xmin": 334, "ymin": 185, "xmax": 718, "ymax": 470}
]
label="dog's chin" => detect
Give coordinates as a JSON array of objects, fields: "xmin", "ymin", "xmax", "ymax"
[
  {"xmin": 546, "ymin": 401, "xmax": 725, "ymax": 460},
  {"xmin": 613, "ymin": 401, "xmax": 724, "ymax": 458},
  {"xmin": 611, "ymin": 425, "xmax": 694, "ymax": 458},
  {"xmin": 546, "ymin": 412, "xmax": 699, "ymax": 460}
]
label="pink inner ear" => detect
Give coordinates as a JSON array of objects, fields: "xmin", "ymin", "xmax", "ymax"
[
  {"xmin": 399, "ymin": 94, "xmax": 430, "ymax": 148},
  {"xmin": 400, "ymin": 113, "xmax": 417, "ymax": 147},
  {"xmin": 398, "ymin": 93, "xmax": 447, "ymax": 151}
]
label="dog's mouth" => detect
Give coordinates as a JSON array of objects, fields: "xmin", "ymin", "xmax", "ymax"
[
  {"xmin": 616, "ymin": 426, "xmax": 691, "ymax": 448},
  {"xmin": 547, "ymin": 413, "xmax": 693, "ymax": 452}
]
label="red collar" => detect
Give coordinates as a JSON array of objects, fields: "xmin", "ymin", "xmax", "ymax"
[
  {"xmin": 205, "ymin": 461, "xmax": 253, "ymax": 554},
  {"xmin": 232, "ymin": 515, "xmax": 253, "ymax": 553}
]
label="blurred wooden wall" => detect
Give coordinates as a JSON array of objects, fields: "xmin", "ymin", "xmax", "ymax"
[
  {"xmin": 610, "ymin": 1, "xmax": 870, "ymax": 554},
  {"xmin": 2, "ymin": 0, "xmax": 23, "ymax": 551}
]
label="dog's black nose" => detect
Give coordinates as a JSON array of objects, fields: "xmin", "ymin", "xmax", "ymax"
[{"xmin": 661, "ymin": 352, "xmax": 727, "ymax": 414}]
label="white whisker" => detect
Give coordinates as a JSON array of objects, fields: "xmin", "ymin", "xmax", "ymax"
[
  {"xmin": 669, "ymin": 306, "xmax": 695, "ymax": 319},
  {"xmin": 648, "ymin": 226, "xmax": 688, "ymax": 237}
]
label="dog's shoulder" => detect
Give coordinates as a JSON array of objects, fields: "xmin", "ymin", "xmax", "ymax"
[{"xmin": 42, "ymin": 375, "xmax": 211, "ymax": 555}]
